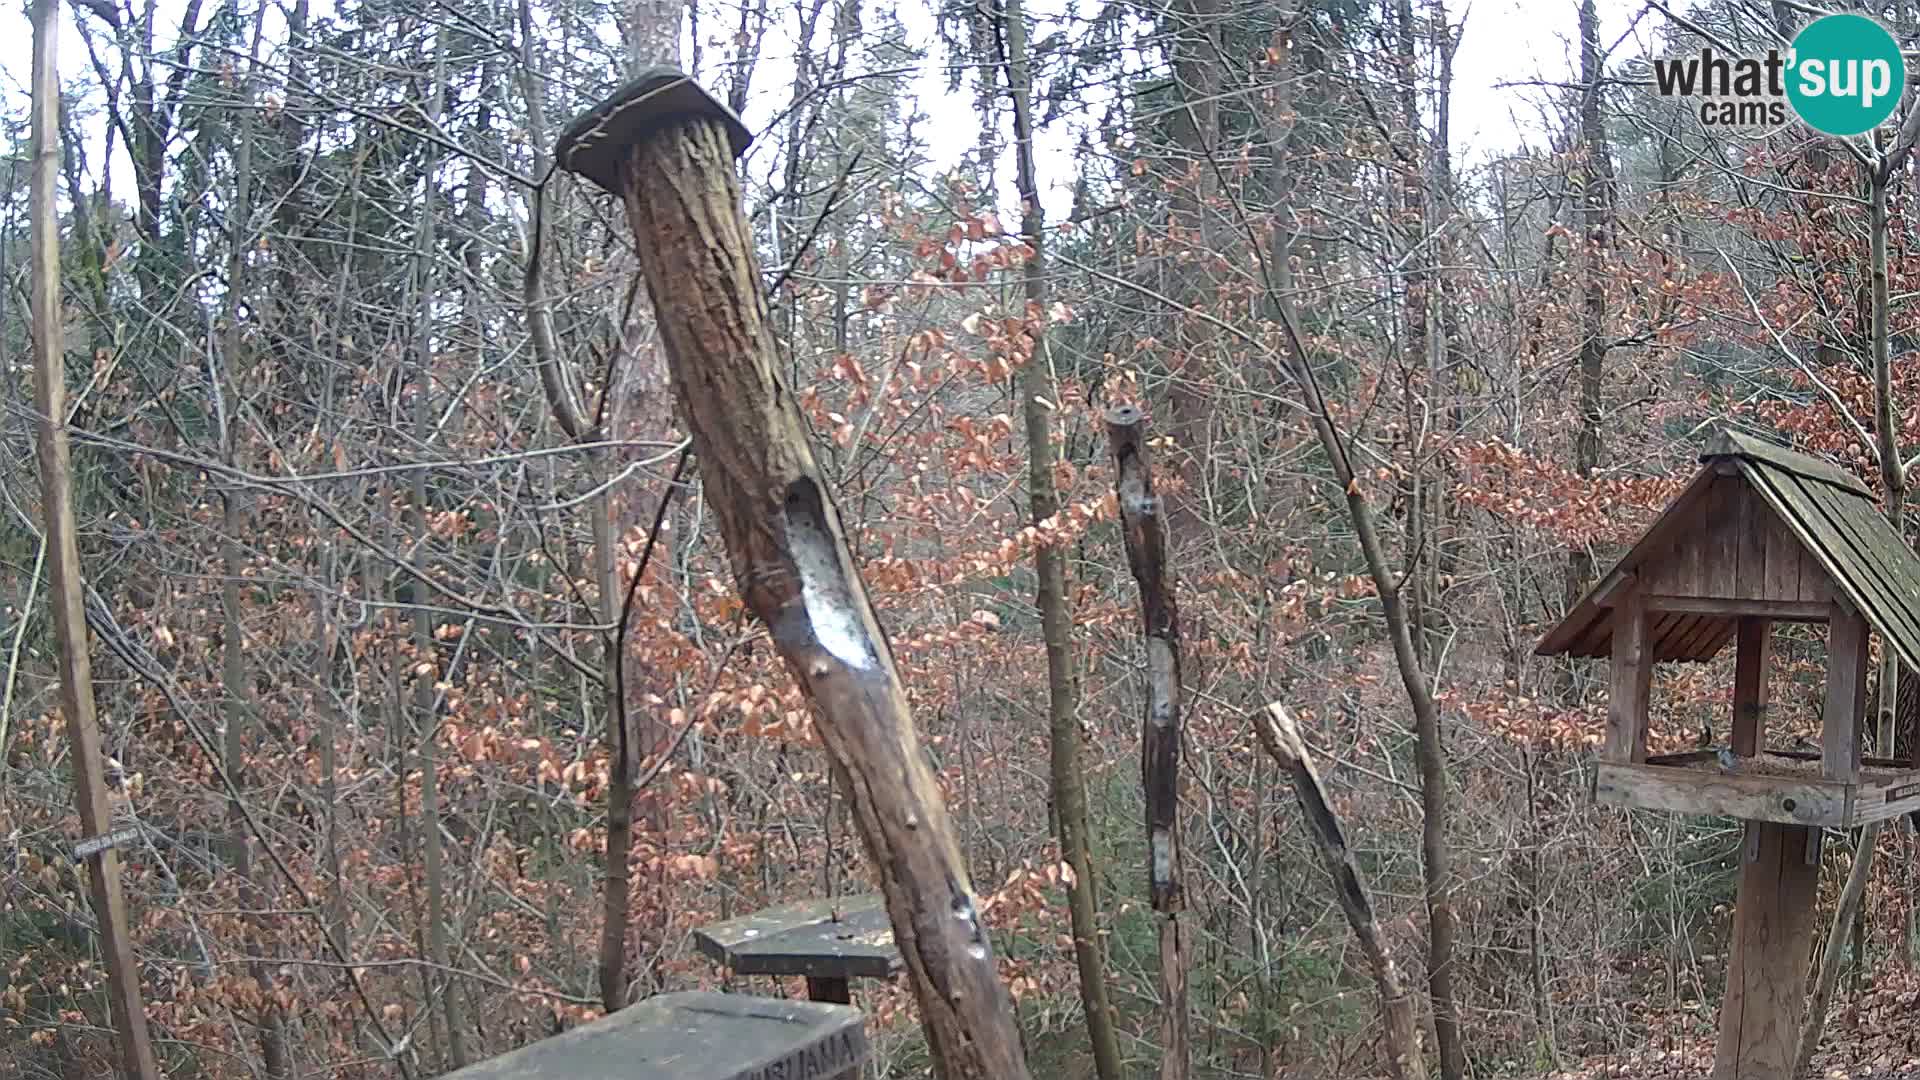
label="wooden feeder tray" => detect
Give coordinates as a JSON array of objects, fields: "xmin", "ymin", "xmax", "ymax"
[
  {"xmin": 693, "ymin": 895, "xmax": 901, "ymax": 983},
  {"xmin": 1597, "ymin": 749, "xmax": 1920, "ymax": 827},
  {"xmin": 442, "ymin": 991, "xmax": 868, "ymax": 1080}
]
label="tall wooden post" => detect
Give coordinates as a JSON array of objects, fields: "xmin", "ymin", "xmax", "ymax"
[
  {"xmin": 1713, "ymin": 823, "xmax": 1820, "ymax": 1080},
  {"xmin": 553, "ymin": 71, "xmax": 1032, "ymax": 1080},
  {"xmin": 28, "ymin": 2, "xmax": 162, "ymax": 1077},
  {"xmin": 1106, "ymin": 406, "xmax": 1190, "ymax": 1079}
]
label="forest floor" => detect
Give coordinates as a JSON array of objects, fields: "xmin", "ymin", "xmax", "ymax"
[{"xmin": 1527, "ymin": 968, "xmax": 1920, "ymax": 1079}]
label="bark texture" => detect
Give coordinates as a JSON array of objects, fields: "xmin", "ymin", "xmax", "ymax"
[{"xmin": 612, "ymin": 115, "xmax": 1033, "ymax": 1080}]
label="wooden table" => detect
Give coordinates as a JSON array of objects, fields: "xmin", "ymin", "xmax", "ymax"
[
  {"xmin": 443, "ymin": 991, "xmax": 868, "ymax": 1080},
  {"xmin": 694, "ymin": 895, "xmax": 902, "ymax": 1004}
]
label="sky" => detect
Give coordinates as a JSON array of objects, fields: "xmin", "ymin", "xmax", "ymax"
[{"xmin": 0, "ymin": 0, "xmax": 1646, "ymax": 226}]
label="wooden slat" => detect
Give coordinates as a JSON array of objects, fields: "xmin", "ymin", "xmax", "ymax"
[
  {"xmin": 1734, "ymin": 482, "xmax": 1770, "ymax": 600},
  {"xmin": 1608, "ymin": 594, "xmax": 1654, "ymax": 763},
  {"xmin": 1595, "ymin": 763, "xmax": 1847, "ymax": 826},
  {"xmin": 1641, "ymin": 596, "xmax": 1829, "ymax": 620},
  {"xmin": 1745, "ymin": 467, "xmax": 1920, "ymax": 662},
  {"xmin": 1824, "ymin": 606, "xmax": 1868, "ymax": 783},
  {"xmin": 1733, "ymin": 618, "xmax": 1771, "ymax": 757},
  {"xmin": 1793, "ymin": 476, "xmax": 1920, "ymax": 664},
  {"xmin": 1851, "ymin": 771, "xmax": 1920, "ymax": 823},
  {"xmin": 1701, "ymin": 477, "xmax": 1739, "ymax": 597}
]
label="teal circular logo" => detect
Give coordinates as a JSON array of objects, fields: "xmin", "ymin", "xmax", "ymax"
[{"xmin": 1787, "ymin": 14, "xmax": 1905, "ymax": 136}]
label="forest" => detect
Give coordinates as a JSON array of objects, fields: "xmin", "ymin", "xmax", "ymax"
[{"xmin": 7, "ymin": 0, "xmax": 1920, "ymax": 1076}]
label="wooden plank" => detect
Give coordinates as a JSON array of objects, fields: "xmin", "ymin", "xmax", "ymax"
[
  {"xmin": 1640, "ymin": 596, "xmax": 1828, "ymax": 621},
  {"xmin": 1734, "ymin": 482, "xmax": 1771, "ymax": 600},
  {"xmin": 1733, "ymin": 618, "xmax": 1771, "ymax": 757},
  {"xmin": 1851, "ymin": 770, "xmax": 1920, "ymax": 824},
  {"xmin": 1795, "ymin": 477, "xmax": 1920, "ymax": 664},
  {"xmin": 1607, "ymin": 594, "xmax": 1654, "ymax": 764},
  {"xmin": 1747, "ymin": 468, "xmax": 1915, "ymax": 651},
  {"xmin": 694, "ymin": 896, "xmax": 900, "ymax": 981},
  {"xmin": 1701, "ymin": 477, "xmax": 1739, "ymax": 597},
  {"xmin": 1759, "ymin": 493, "xmax": 1805, "ymax": 604},
  {"xmin": 1711, "ymin": 823, "xmax": 1822, "ymax": 1080},
  {"xmin": 1594, "ymin": 762, "xmax": 1848, "ymax": 826},
  {"xmin": 1823, "ymin": 606, "xmax": 1868, "ymax": 783},
  {"xmin": 442, "ymin": 991, "xmax": 870, "ymax": 1080}
]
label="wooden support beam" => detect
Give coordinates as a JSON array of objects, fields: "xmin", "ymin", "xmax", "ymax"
[
  {"xmin": 1824, "ymin": 607, "xmax": 1869, "ymax": 782},
  {"xmin": 555, "ymin": 71, "xmax": 1030, "ymax": 1080},
  {"xmin": 1713, "ymin": 823, "xmax": 1820, "ymax": 1080},
  {"xmin": 1608, "ymin": 593, "xmax": 1654, "ymax": 763},
  {"xmin": 1732, "ymin": 618, "xmax": 1771, "ymax": 757},
  {"xmin": 1641, "ymin": 596, "xmax": 1830, "ymax": 621}
]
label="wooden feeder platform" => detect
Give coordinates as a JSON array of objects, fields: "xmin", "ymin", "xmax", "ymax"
[
  {"xmin": 1599, "ymin": 749, "xmax": 1920, "ymax": 828},
  {"xmin": 442, "ymin": 991, "xmax": 868, "ymax": 1080},
  {"xmin": 693, "ymin": 895, "xmax": 901, "ymax": 1004},
  {"xmin": 1537, "ymin": 429, "xmax": 1920, "ymax": 1080}
]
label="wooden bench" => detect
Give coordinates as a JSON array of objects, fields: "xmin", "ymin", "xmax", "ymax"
[
  {"xmin": 443, "ymin": 991, "xmax": 868, "ymax": 1080},
  {"xmin": 693, "ymin": 895, "xmax": 901, "ymax": 1004}
]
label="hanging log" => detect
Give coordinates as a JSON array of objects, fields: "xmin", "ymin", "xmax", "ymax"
[
  {"xmin": 1106, "ymin": 406, "xmax": 1190, "ymax": 1078},
  {"xmin": 554, "ymin": 70, "xmax": 1032, "ymax": 1080},
  {"xmin": 1256, "ymin": 703, "xmax": 1427, "ymax": 1080}
]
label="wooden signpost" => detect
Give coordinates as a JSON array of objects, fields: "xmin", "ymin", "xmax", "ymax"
[{"xmin": 554, "ymin": 70, "xmax": 1032, "ymax": 1080}]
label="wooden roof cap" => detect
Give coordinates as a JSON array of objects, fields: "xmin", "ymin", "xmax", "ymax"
[{"xmin": 556, "ymin": 68, "xmax": 752, "ymax": 196}]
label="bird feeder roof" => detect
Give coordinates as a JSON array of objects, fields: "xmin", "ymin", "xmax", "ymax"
[{"xmin": 1537, "ymin": 428, "xmax": 1920, "ymax": 674}]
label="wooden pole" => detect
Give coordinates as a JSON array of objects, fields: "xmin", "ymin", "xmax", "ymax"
[
  {"xmin": 1714, "ymin": 822, "xmax": 1820, "ymax": 1080},
  {"xmin": 1106, "ymin": 406, "xmax": 1190, "ymax": 1080},
  {"xmin": 1256, "ymin": 704, "xmax": 1427, "ymax": 1080},
  {"xmin": 554, "ymin": 72, "xmax": 1032, "ymax": 1080},
  {"xmin": 28, "ymin": 1, "xmax": 161, "ymax": 1075}
]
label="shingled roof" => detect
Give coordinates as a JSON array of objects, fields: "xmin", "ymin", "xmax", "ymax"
[{"xmin": 1537, "ymin": 429, "xmax": 1920, "ymax": 676}]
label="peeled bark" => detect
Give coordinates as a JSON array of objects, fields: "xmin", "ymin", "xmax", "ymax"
[
  {"xmin": 583, "ymin": 105, "xmax": 1032, "ymax": 1079},
  {"xmin": 1107, "ymin": 406, "xmax": 1189, "ymax": 1080},
  {"xmin": 1256, "ymin": 704, "xmax": 1427, "ymax": 1080}
]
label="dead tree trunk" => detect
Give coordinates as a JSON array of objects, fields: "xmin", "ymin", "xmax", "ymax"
[
  {"xmin": 29, "ymin": 2, "xmax": 161, "ymax": 1075},
  {"xmin": 1107, "ymin": 406, "xmax": 1189, "ymax": 1080},
  {"xmin": 1256, "ymin": 704, "xmax": 1427, "ymax": 1080},
  {"xmin": 555, "ymin": 73, "xmax": 1033, "ymax": 1080}
]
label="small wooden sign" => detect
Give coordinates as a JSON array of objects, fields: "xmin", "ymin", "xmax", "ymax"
[
  {"xmin": 72, "ymin": 825, "xmax": 141, "ymax": 862},
  {"xmin": 1886, "ymin": 782, "xmax": 1920, "ymax": 802}
]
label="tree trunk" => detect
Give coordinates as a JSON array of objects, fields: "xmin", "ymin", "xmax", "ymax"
[
  {"xmin": 1566, "ymin": 0, "xmax": 1616, "ymax": 612},
  {"xmin": 1256, "ymin": 704, "xmax": 1427, "ymax": 1080},
  {"xmin": 1000, "ymin": 4, "xmax": 1123, "ymax": 1077},
  {"xmin": 1107, "ymin": 407, "xmax": 1190, "ymax": 1080},
  {"xmin": 574, "ymin": 94, "xmax": 1034, "ymax": 1079},
  {"xmin": 28, "ymin": 1, "xmax": 161, "ymax": 1074}
]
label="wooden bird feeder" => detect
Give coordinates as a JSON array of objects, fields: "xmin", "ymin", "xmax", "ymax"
[
  {"xmin": 1538, "ymin": 429, "xmax": 1920, "ymax": 1080},
  {"xmin": 694, "ymin": 895, "xmax": 902, "ymax": 1005},
  {"xmin": 442, "ymin": 991, "xmax": 868, "ymax": 1080}
]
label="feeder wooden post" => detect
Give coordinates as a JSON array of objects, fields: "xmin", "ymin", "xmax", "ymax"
[
  {"xmin": 554, "ymin": 71, "xmax": 1032, "ymax": 1080},
  {"xmin": 1713, "ymin": 823, "xmax": 1820, "ymax": 1080}
]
